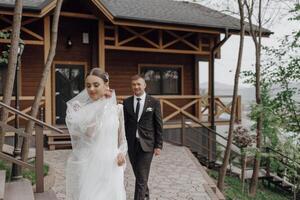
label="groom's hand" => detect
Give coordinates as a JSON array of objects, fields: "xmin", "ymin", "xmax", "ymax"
[
  {"xmin": 116, "ymin": 153, "xmax": 125, "ymax": 166},
  {"xmin": 154, "ymin": 148, "xmax": 161, "ymax": 156}
]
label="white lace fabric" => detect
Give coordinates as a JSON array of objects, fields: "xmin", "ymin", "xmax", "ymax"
[{"xmin": 65, "ymin": 90, "xmax": 127, "ymax": 200}]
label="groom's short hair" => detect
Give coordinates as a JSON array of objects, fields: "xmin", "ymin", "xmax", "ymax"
[{"xmin": 131, "ymin": 74, "xmax": 145, "ymax": 81}]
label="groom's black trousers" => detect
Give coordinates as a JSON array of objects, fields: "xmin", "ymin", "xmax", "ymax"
[{"xmin": 129, "ymin": 138, "xmax": 153, "ymax": 200}]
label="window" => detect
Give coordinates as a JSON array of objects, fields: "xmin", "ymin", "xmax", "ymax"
[{"xmin": 140, "ymin": 65, "xmax": 182, "ymax": 95}]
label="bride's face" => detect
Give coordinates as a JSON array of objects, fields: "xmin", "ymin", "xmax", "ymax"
[{"xmin": 85, "ymin": 75, "xmax": 107, "ymax": 101}]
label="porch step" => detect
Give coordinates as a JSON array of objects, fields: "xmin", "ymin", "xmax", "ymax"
[
  {"xmin": 4, "ymin": 179, "xmax": 34, "ymax": 200},
  {"xmin": 46, "ymin": 133, "xmax": 71, "ymax": 150},
  {"xmin": 34, "ymin": 189, "xmax": 58, "ymax": 200},
  {"xmin": 0, "ymin": 170, "xmax": 5, "ymax": 200}
]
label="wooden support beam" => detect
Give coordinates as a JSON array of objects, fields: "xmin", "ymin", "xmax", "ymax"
[
  {"xmin": 118, "ymin": 28, "xmax": 153, "ymax": 46},
  {"xmin": 162, "ymin": 32, "xmax": 193, "ymax": 49},
  {"xmin": 106, "ymin": 45, "xmax": 208, "ymax": 55},
  {"xmin": 122, "ymin": 27, "xmax": 159, "ymax": 48},
  {"xmin": 99, "ymin": 19, "xmax": 105, "ymax": 70},
  {"xmin": 1, "ymin": 17, "xmax": 39, "ymax": 32},
  {"xmin": 0, "ymin": 39, "xmax": 44, "ymax": 45},
  {"xmin": 0, "ymin": 16, "xmax": 44, "ymax": 41},
  {"xmin": 165, "ymin": 30, "xmax": 199, "ymax": 50},
  {"xmin": 159, "ymin": 30, "xmax": 163, "ymax": 48},
  {"xmin": 114, "ymin": 26, "xmax": 119, "ymax": 46},
  {"xmin": 60, "ymin": 11, "xmax": 98, "ymax": 20},
  {"xmin": 44, "ymin": 16, "xmax": 52, "ymax": 124}
]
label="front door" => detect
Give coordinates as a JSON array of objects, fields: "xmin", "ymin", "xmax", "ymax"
[{"xmin": 54, "ymin": 64, "xmax": 85, "ymax": 124}]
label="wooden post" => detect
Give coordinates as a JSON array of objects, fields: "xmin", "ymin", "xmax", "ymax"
[
  {"xmin": 181, "ymin": 115, "xmax": 185, "ymax": 146},
  {"xmin": 198, "ymin": 97, "xmax": 202, "ymax": 121},
  {"xmin": 35, "ymin": 124, "xmax": 44, "ymax": 193},
  {"xmin": 194, "ymin": 55, "xmax": 200, "ymax": 120},
  {"xmin": 98, "ymin": 19, "xmax": 105, "ymax": 70},
  {"xmin": 160, "ymin": 99, "xmax": 164, "ymax": 119},
  {"xmin": 207, "ymin": 129, "xmax": 211, "ymax": 165},
  {"xmin": 44, "ymin": 16, "xmax": 52, "ymax": 124},
  {"xmin": 266, "ymin": 147, "xmax": 271, "ymax": 177}
]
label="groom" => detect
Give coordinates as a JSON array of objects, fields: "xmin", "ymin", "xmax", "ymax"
[{"xmin": 123, "ymin": 74, "xmax": 163, "ymax": 200}]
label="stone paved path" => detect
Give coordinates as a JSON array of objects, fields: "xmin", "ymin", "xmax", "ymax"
[{"xmin": 44, "ymin": 143, "xmax": 213, "ymax": 200}]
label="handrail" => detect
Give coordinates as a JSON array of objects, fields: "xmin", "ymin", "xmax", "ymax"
[
  {"xmin": 265, "ymin": 147, "xmax": 300, "ymax": 167},
  {"xmin": 0, "ymin": 96, "xmax": 46, "ymax": 101},
  {"xmin": 182, "ymin": 111, "xmax": 241, "ymax": 149},
  {"xmin": 117, "ymin": 95, "xmax": 239, "ymax": 99},
  {"xmin": 0, "ymin": 101, "xmax": 63, "ymax": 134},
  {"xmin": 0, "ymin": 101, "xmax": 63, "ymax": 193}
]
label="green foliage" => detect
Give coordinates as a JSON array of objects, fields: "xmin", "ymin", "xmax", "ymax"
[
  {"xmin": 0, "ymin": 160, "xmax": 11, "ymax": 181},
  {"xmin": 22, "ymin": 162, "xmax": 49, "ymax": 185},
  {"xmin": 242, "ymin": 3, "xmax": 300, "ymax": 189},
  {"xmin": 0, "ymin": 31, "xmax": 10, "ymax": 65},
  {"xmin": 209, "ymin": 170, "xmax": 290, "ymax": 200},
  {"xmin": 0, "ymin": 159, "xmax": 49, "ymax": 185}
]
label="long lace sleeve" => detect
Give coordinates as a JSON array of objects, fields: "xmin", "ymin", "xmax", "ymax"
[{"xmin": 117, "ymin": 104, "xmax": 128, "ymax": 155}]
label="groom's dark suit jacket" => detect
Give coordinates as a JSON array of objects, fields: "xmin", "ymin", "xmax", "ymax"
[{"xmin": 123, "ymin": 95, "xmax": 163, "ymax": 153}]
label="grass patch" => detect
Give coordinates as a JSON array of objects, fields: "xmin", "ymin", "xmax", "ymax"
[
  {"xmin": 209, "ymin": 170, "xmax": 291, "ymax": 200},
  {"xmin": 0, "ymin": 159, "xmax": 49, "ymax": 185},
  {"xmin": 23, "ymin": 160, "xmax": 49, "ymax": 185},
  {"xmin": 0, "ymin": 160, "xmax": 11, "ymax": 181}
]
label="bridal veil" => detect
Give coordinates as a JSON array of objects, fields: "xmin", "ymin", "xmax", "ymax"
[{"xmin": 65, "ymin": 89, "xmax": 127, "ymax": 200}]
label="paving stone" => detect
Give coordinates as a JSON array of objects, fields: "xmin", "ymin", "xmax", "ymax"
[{"xmin": 44, "ymin": 143, "xmax": 212, "ymax": 200}]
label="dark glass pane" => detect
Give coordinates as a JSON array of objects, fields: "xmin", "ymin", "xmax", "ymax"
[
  {"xmin": 57, "ymin": 68, "xmax": 70, "ymax": 80},
  {"xmin": 162, "ymin": 69, "xmax": 180, "ymax": 94},
  {"xmin": 55, "ymin": 65, "xmax": 84, "ymax": 124},
  {"xmin": 142, "ymin": 69, "xmax": 161, "ymax": 95}
]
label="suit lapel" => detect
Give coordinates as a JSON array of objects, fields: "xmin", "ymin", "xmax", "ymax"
[
  {"xmin": 140, "ymin": 95, "xmax": 151, "ymax": 120},
  {"xmin": 127, "ymin": 96, "xmax": 135, "ymax": 118}
]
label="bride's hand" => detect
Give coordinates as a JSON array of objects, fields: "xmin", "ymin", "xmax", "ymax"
[
  {"xmin": 104, "ymin": 87, "xmax": 113, "ymax": 98},
  {"xmin": 116, "ymin": 153, "xmax": 125, "ymax": 166}
]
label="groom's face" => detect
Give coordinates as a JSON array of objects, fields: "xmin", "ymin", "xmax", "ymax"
[{"xmin": 131, "ymin": 78, "xmax": 146, "ymax": 97}]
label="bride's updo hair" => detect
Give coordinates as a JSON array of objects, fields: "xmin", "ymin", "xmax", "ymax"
[{"xmin": 88, "ymin": 68, "xmax": 109, "ymax": 83}]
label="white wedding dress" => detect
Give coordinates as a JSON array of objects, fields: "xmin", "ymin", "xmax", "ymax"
[{"xmin": 65, "ymin": 90, "xmax": 127, "ymax": 200}]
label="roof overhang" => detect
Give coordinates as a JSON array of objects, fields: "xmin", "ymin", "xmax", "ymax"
[{"xmin": 0, "ymin": 0, "xmax": 273, "ymax": 37}]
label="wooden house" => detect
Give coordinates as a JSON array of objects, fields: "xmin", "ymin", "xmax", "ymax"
[{"xmin": 0, "ymin": 0, "xmax": 271, "ymax": 151}]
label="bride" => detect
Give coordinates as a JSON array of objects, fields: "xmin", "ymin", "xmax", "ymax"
[{"xmin": 65, "ymin": 68, "xmax": 127, "ymax": 200}]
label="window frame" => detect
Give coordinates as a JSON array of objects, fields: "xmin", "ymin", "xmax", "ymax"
[{"xmin": 138, "ymin": 64, "xmax": 184, "ymax": 95}]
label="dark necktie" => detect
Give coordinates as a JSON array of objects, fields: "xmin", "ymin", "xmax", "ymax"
[{"xmin": 135, "ymin": 98, "xmax": 141, "ymax": 121}]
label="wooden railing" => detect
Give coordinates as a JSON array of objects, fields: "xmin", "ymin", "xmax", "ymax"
[
  {"xmin": 118, "ymin": 95, "xmax": 242, "ymax": 126},
  {"xmin": 179, "ymin": 112, "xmax": 297, "ymax": 194},
  {"xmin": 180, "ymin": 114, "xmax": 241, "ymax": 165},
  {"xmin": 0, "ymin": 101, "xmax": 63, "ymax": 193},
  {"xmin": 0, "ymin": 96, "xmax": 45, "ymax": 123}
]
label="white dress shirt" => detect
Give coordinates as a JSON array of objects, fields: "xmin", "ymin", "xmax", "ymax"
[{"xmin": 134, "ymin": 92, "xmax": 146, "ymax": 138}]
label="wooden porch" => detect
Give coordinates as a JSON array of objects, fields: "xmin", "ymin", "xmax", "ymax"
[{"xmin": 2, "ymin": 94, "xmax": 241, "ymax": 129}]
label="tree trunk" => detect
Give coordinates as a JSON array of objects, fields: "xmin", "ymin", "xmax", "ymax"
[
  {"xmin": 249, "ymin": 45, "xmax": 262, "ymax": 196},
  {"xmin": 217, "ymin": 0, "xmax": 245, "ymax": 191},
  {"xmin": 0, "ymin": 0, "xmax": 23, "ymax": 150},
  {"xmin": 21, "ymin": 0, "xmax": 64, "ymax": 161},
  {"xmin": 241, "ymin": 148, "xmax": 247, "ymax": 194},
  {"xmin": 249, "ymin": 0, "xmax": 263, "ymax": 196}
]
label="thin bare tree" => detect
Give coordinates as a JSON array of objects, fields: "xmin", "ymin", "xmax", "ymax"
[
  {"xmin": 217, "ymin": 0, "xmax": 246, "ymax": 191},
  {"xmin": 21, "ymin": 0, "xmax": 64, "ymax": 161},
  {"xmin": 0, "ymin": 0, "xmax": 23, "ymax": 150},
  {"xmin": 245, "ymin": 0, "xmax": 263, "ymax": 196}
]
